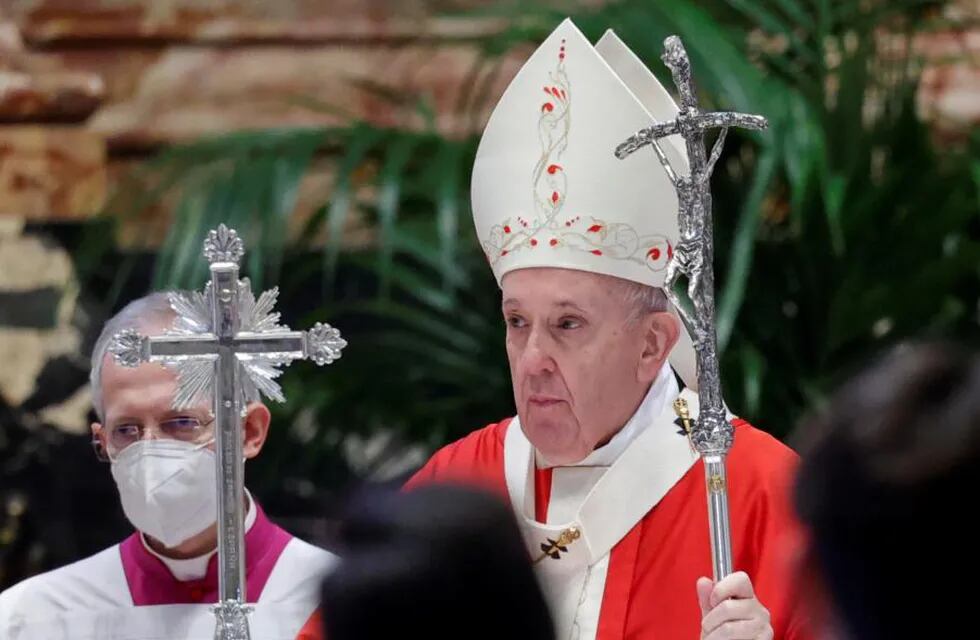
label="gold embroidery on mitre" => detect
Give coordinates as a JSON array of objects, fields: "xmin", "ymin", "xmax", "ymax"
[{"xmin": 534, "ymin": 526, "xmax": 582, "ymax": 564}]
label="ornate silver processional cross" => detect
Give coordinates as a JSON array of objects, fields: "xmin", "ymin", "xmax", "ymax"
[
  {"xmin": 109, "ymin": 224, "xmax": 347, "ymax": 639},
  {"xmin": 615, "ymin": 36, "xmax": 768, "ymax": 581}
]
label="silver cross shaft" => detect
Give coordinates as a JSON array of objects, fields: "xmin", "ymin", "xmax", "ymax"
[
  {"xmin": 109, "ymin": 224, "xmax": 346, "ymax": 640},
  {"xmin": 615, "ymin": 36, "xmax": 767, "ymax": 582}
]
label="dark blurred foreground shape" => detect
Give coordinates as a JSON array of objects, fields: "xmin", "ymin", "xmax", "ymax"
[
  {"xmin": 794, "ymin": 342, "xmax": 980, "ymax": 639},
  {"xmin": 320, "ymin": 483, "xmax": 556, "ymax": 640}
]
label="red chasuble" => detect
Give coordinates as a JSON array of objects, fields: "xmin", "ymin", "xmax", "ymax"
[
  {"xmin": 405, "ymin": 414, "xmax": 812, "ymax": 640},
  {"xmin": 295, "ymin": 610, "xmax": 322, "ymax": 640}
]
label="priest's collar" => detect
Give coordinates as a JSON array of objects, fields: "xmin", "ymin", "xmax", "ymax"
[{"xmin": 140, "ymin": 489, "xmax": 258, "ymax": 582}]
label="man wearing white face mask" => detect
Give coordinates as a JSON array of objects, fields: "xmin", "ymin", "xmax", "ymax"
[{"xmin": 0, "ymin": 292, "xmax": 336, "ymax": 640}]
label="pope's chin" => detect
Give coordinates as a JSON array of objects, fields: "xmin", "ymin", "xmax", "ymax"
[{"xmin": 521, "ymin": 400, "xmax": 587, "ymax": 465}]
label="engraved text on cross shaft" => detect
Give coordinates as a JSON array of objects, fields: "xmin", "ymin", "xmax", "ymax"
[{"xmin": 109, "ymin": 224, "xmax": 346, "ymax": 640}]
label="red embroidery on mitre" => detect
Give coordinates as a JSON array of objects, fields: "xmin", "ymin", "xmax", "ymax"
[
  {"xmin": 478, "ymin": 36, "xmax": 672, "ymax": 276},
  {"xmin": 644, "ymin": 240, "xmax": 673, "ymax": 270}
]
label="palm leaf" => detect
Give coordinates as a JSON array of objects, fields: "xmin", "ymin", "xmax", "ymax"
[
  {"xmin": 322, "ymin": 123, "xmax": 387, "ymax": 296},
  {"xmin": 716, "ymin": 149, "xmax": 778, "ymax": 351}
]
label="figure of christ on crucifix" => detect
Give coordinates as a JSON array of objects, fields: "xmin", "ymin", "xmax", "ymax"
[
  {"xmin": 615, "ymin": 35, "xmax": 768, "ymax": 581},
  {"xmin": 617, "ymin": 36, "xmax": 767, "ymax": 346}
]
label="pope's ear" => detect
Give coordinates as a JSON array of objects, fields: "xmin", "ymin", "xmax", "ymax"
[{"xmin": 637, "ymin": 312, "xmax": 679, "ymax": 383}]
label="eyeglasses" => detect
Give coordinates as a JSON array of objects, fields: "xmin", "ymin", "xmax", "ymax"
[{"xmin": 93, "ymin": 415, "xmax": 216, "ymax": 461}]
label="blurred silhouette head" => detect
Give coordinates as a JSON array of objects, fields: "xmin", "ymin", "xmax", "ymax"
[
  {"xmin": 321, "ymin": 483, "xmax": 554, "ymax": 640},
  {"xmin": 794, "ymin": 342, "xmax": 980, "ymax": 639}
]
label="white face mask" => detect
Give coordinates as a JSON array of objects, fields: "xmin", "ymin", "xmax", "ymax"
[{"xmin": 110, "ymin": 439, "xmax": 217, "ymax": 548}]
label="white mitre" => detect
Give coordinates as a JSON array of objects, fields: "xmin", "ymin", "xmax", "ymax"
[{"xmin": 471, "ymin": 18, "xmax": 698, "ymax": 389}]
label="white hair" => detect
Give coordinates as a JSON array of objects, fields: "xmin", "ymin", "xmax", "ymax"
[
  {"xmin": 90, "ymin": 292, "xmax": 178, "ymax": 421},
  {"xmin": 611, "ymin": 277, "xmax": 670, "ymax": 322}
]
